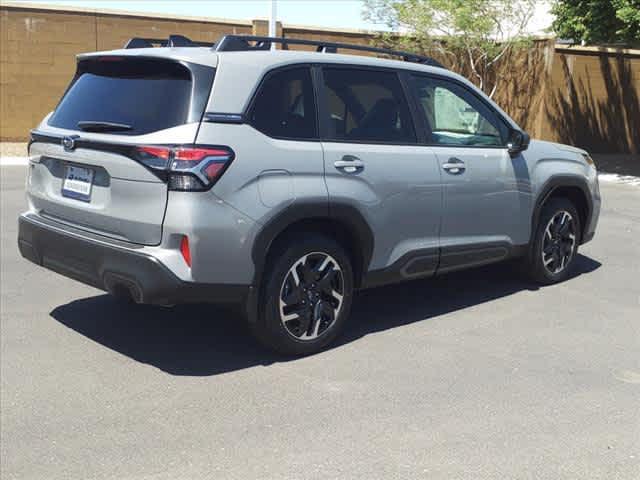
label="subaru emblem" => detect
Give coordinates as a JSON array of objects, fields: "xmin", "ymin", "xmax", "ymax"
[{"xmin": 62, "ymin": 135, "xmax": 79, "ymax": 152}]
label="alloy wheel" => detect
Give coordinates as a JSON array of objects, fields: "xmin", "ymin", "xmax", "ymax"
[
  {"xmin": 542, "ymin": 210, "xmax": 577, "ymax": 275},
  {"xmin": 279, "ymin": 252, "xmax": 344, "ymax": 341}
]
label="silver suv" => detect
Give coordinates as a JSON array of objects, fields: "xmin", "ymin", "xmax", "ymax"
[{"xmin": 18, "ymin": 35, "xmax": 601, "ymax": 355}]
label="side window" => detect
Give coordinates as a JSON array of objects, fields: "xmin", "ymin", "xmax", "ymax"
[
  {"xmin": 250, "ymin": 67, "xmax": 317, "ymax": 140},
  {"xmin": 322, "ymin": 68, "xmax": 416, "ymax": 143},
  {"xmin": 411, "ymin": 75, "xmax": 508, "ymax": 147}
]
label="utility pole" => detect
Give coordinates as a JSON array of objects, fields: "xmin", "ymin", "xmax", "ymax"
[{"xmin": 269, "ymin": 0, "xmax": 277, "ymax": 49}]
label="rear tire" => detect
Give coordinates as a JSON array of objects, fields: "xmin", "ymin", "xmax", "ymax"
[
  {"xmin": 251, "ymin": 233, "xmax": 354, "ymax": 356},
  {"xmin": 526, "ymin": 197, "xmax": 581, "ymax": 285}
]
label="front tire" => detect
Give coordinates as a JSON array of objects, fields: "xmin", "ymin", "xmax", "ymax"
[
  {"xmin": 252, "ymin": 233, "xmax": 354, "ymax": 356},
  {"xmin": 526, "ymin": 197, "xmax": 581, "ymax": 284}
]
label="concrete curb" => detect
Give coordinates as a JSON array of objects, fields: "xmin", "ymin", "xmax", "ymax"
[
  {"xmin": 598, "ymin": 173, "xmax": 640, "ymax": 187},
  {"xmin": 0, "ymin": 157, "xmax": 29, "ymax": 166}
]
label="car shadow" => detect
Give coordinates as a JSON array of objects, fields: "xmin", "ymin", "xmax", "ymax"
[{"xmin": 50, "ymin": 254, "xmax": 601, "ymax": 376}]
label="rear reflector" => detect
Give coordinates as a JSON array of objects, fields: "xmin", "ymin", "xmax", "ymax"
[
  {"xmin": 134, "ymin": 145, "xmax": 234, "ymax": 191},
  {"xmin": 97, "ymin": 56, "xmax": 125, "ymax": 62},
  {"xmin": 180, "ymin": 235, "xmax": 191, "ymax": 267}
]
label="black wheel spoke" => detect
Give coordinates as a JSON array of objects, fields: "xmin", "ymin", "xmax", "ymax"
[
  {"xmin": 296, "ymin": 262, "xmax": 314, "ymax": 285},
  {"xmin": 297, "ymin": 311, "xmax": 312, "ymax": 336},
  {"xmin": 282, "ymin": 302, "xmax": 305, "ymax": 318},
  {"xmin": 310, "ymin": 257, "xmax": 327, "ymax": 278},
  {"xmin": 281, "ymin": 282, "xmax": 304, "ymax": 307},
  {"xmin": 320, "ymin": 302, "xmax": 335, "ymax": 323},
  {"xmin": 317, "ymin": 266, "xmax": 338, "ymax": 294}
]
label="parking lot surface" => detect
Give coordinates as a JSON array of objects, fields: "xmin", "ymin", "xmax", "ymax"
[{"xmin": 1, "ymin": 166, "xmax": 638, "ymax": 479}]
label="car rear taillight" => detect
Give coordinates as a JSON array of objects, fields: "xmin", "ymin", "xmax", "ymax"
[{"xmin": 134, "ymin": 145, "xmax": 234, "ymax": 191}]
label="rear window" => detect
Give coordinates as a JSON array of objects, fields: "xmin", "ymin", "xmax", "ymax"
[
  {"xmin": 48, "ymin": 58, "xmax": 195, "ymax": 135},
  {"xmin": 322, "ymin": 68, "xmax": 416, "ymax": 144},
  {"xmin": 249, "ymin": 67, "xmax": 317, "ymax": 140}
]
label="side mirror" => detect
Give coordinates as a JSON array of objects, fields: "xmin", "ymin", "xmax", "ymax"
[{"xmin": 507, "ymin": 129, "xmax": 530, "ymax": 156}]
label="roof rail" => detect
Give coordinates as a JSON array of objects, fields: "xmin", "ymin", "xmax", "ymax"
[
  {"xmin": 213, "ymin": 35, "xmax": 445, "ymax": 68},
  {"xmin": 122, "ymin": 33, "xmax": 445, "ymax": 68},
  {"xmin": 124, "ymin": 35, "xmax": 215, "ymax": 49}
]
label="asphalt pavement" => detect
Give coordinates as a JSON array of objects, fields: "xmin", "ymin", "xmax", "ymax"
[{"xmin": 1, "ymin": 165, "xmax": 638, "ymax": 480}]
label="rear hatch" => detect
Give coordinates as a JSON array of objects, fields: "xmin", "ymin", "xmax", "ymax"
[{"xmin": 27, "ymin": 54, "xmax": 215, "ymax": 245}]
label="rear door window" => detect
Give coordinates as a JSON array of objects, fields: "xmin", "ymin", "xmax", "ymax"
[
  {"xmin": 249, "ymin": 67, "xmax": 317, "ymax": 140},
  {"xmin": 48, "ymin": 58, "xmax": 198, "ymax": 135},
  {"xmin": 321, "ymin": 68, "xmax": 416, "ymax": 144}
]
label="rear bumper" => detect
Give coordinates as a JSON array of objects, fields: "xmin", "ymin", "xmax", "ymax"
[{"xmin": 18, "ymin": 213, "xmax": 251, "ymax": 306}]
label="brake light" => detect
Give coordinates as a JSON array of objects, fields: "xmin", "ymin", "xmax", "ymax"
[
  {"xmin": 134, "ymin": 145, "xmax": 234, "ymax": 191},
  {"xmin": 137, "ymin": 146, "xmax": 171, "ymax": 169},
  {"xmin": 180, "ymin": 235, "xmax": 192, "ymax": 267},
  {"xmin": 138, "ymin": 146, "xmax": 171, "ymax": 159}
]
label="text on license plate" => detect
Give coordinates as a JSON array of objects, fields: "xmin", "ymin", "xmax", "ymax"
[{"xmin": 62, "ymin": 165, "xmax": 94, "ymax": 202}]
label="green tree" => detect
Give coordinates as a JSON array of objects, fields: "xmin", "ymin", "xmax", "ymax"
[
  {"xmin": 363, "ymin": 0, "xmax": 538, "ymax": 98},
  {"xmin": 551, "ymin": 0, "xmax": 640, "ymax": 46}
]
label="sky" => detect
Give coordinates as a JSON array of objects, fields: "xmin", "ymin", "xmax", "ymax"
[
  {"xmin": 15, "ymin": 0, "xmax": 553, "ymax": 33},
  {"xmin": 21, "ymin": 0, "xmax": 378, "ymax": 30}
]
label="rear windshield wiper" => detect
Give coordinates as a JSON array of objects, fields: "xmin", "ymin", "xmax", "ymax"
[{"xmin": 77, "ymin": 121, "xmax": 133, "ymax": 132}]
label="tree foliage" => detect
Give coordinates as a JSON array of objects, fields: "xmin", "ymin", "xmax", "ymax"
[
  {"xmin": 363, "ymin": 0, "xmax": 538, "ymax": 98},
  {"xmin": 551, "ymin": 0, "xmax": 640, "ymax": 47}
]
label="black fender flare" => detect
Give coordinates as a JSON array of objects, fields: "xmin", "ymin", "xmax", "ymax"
[
  {"xmin": 250, "ymin": 200, "xmax": 374, "ymax": 289},
  {"xmin": 531, "ymin": 175, "xmax": 593, "ymax": 244}
]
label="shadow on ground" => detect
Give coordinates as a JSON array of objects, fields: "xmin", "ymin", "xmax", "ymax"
[
  {"xmin": 50, "ymin": 254, "xmax": 601, "ymax": 376},
  {"xmin": 593, "ymin": 154, "xmax": 640, "ymax": 177}
]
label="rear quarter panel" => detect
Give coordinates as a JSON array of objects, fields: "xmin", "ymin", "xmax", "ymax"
[{"xmin": 196, "ymin": 123, "xmax": 327, "ymax": 225}]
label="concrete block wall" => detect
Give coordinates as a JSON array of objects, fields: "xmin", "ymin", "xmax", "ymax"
[
  {"xmin": 0, "ymin": 3, "xmax": 251, "ymax": 140},
  {"xmin": 1, "ymin": 2, "xmax": 638, "ymax": 154}
]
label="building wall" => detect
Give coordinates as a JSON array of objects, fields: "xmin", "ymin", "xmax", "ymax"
[
  {"xmin": 1, "ymin": 3, "xmax": 639, "ymax": 155},
  {"xmin": 0, "ymin": 4, "xmax": 252, "ymax": 140}
]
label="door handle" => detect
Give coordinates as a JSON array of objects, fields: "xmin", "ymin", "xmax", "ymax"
[
  {"xmin": 442, "ymin": 157, "xmax": 465, "ymax": 174},
  {"xmin": 334, "ymin": 155, "xmax": 364, "ymax": 173}
]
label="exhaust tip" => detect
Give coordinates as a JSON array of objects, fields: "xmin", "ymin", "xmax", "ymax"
[{"xmin": 103, "ymin": 272, "xmax": 143, "ymax": 303}]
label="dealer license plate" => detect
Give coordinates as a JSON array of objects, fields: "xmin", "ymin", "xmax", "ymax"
[{"xmin": 62, "ymin": 165, "xmax": 94, "ymax": 202}]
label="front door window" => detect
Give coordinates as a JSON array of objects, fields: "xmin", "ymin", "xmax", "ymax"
[{"xmin": 411, "ymin": 76, "xmax": 508, "ymax": 147}]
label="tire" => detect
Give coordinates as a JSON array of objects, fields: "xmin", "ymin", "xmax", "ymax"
[
  {"xmin": 251, "ymin": 233, "xmax": 354, "ymax": 356},
  {"xmin": 526, "ymin": 197, "xmax": 581, "ymax": 285}
]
